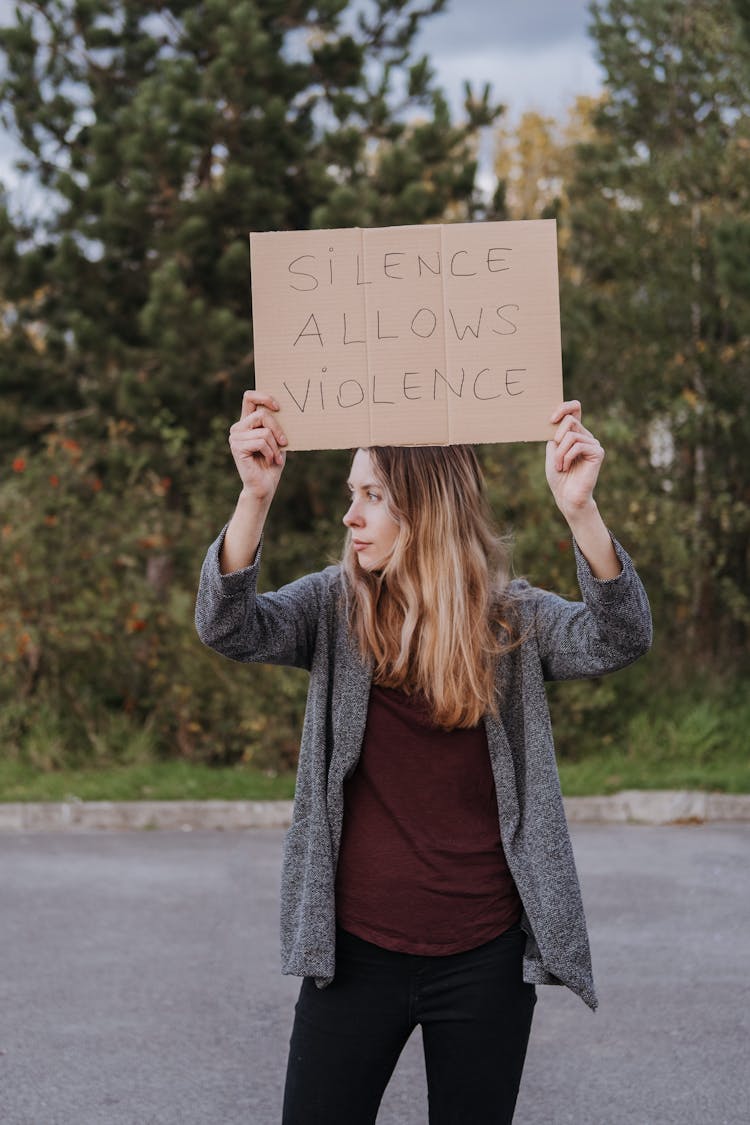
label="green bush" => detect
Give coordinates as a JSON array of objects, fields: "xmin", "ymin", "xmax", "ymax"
[
  {"xmin": 2, "ymin": 423, "xmax": 747, "ymax": 783},
  {"xmin": 0, "ymin": 422, "xmax": 312, "ymax": 771}
]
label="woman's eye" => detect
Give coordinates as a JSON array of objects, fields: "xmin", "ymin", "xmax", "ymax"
[{"xmin": 344, "ymin": 487, "xmax": 381, "ymax": 503}]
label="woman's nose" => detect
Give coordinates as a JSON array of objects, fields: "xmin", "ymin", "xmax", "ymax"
[{"xmin": 343, "ymin": 501, "xmax": 363, "ymax": 528}]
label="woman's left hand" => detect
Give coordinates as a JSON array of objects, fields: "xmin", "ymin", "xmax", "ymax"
[{"xmin": 545, "ymin": 401, "xmax": 605, "ymax": 517}]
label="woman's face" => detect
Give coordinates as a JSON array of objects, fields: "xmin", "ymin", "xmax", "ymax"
[{"xmin": 343, "ymin": 449, "xmax": 400, "ymax": 572}]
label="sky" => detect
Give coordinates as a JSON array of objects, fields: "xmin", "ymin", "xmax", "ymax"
[
  {"xmin": 0, "ymin": 0, "xmax": 603, "ymax": 206},
  {"xmin": 412, "ymin": 0, "xmax": 603, "ymax": 195},
  {"xmin": 416, "ymin": 0, "xmax": 603, "ymax": 121}
]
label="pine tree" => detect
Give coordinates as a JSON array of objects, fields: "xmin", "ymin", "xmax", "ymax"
[
  {"xmin": 0, "ymin": 0, "xmax": 499, "ymax": 456},
  {"xmin": 565, "ymin": 0, "xmax": 750, "ymax": 657},
  {"xmin": 735, "ymin": 0, "xmax": 750, "ymax": 37}
]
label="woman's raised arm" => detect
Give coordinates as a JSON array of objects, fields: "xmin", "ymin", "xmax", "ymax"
[
  {"xmin": 220, "ymin": 390, "xmax": 288, "ymax": 574},
  {"xmin": 545, "ymin": 400, "xmax": 621, "ymax": 580}
]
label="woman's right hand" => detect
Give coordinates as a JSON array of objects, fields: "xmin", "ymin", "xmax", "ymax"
[{"xmin": 228, "ymin": 390, "xmax": 288, "ymax": 504}]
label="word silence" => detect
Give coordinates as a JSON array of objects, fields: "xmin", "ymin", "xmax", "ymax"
[{"xmin": 249, "ymin": 221, "xmax": 563, "ymax": 450}]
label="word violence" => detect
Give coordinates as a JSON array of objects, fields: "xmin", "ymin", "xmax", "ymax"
[{"xmin": 281, "ymin": 367, "xmax": 527, "ymax": 414}]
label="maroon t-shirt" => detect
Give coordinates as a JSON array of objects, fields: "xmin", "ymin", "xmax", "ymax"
[{"xmin": 335, "ymin": 684, "xmax": 522, "ymax": 955}]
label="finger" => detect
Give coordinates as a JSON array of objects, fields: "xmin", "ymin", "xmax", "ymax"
[
  {"xmin": 549, "ymin": 399, "xmax": 582, "ymax": 427},
  {"xmin": 553, "ymin": 414, "xmax": 595, "ymax": 447},
  {"xmin": 241, "ymin": 390, "xmax": 280, "ymax": 418},
  {"xmin": 560, "ymin": 439, "xmax": 604, "ymax": 474},
  {"xmin": 553, "ymin": 428, "xmax": 598, "ymax": 469},
  {"xmin": 240, "ymin": 436, "xmax": 278, "ymax": 468},
  {"xmin": 231, "ymin": 428, "xmax": 281, "ymax": 466},
  {"xmin": 232, "ymin": 425, "xmax": 280, "ymax": 453},
  {"xmin": 233, "ymin": 406, "xmax": 288, "ymax": 448},
  {"xmin": 551, "ymin": 429, "xmax": 579, "ymax": 470},
  {"xmin": 552, "ymin": 413, "xmax": 579, "ymax": 445}
]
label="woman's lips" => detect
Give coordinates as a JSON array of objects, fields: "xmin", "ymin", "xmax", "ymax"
[{"xmin": 352, "ymin": 540, "xmax": 371, "ymax": 551}]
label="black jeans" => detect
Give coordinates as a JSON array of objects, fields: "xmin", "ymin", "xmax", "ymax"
[{"xmin": 281, "ymin": 924, "xmax": 536, "ymax": 1125}]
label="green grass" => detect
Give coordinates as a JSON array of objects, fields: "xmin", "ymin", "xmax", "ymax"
[
  {"xmin": 0, "ymin": 759, "xmax": 296, "ymax": 803},
  {"xmin": 2, "ymin": 676, "xmax": 748, "ymax": 802},
  {"xmin": 558, "ymin": 751, "xmax": 750, "ymax": 797},
  {"xmin": 1, "ymin": 751, "xmax": 747, "ymax": 803},
  {"xmin": 556, "ymin": 674, "xmax": 750, "ymax": 796}
]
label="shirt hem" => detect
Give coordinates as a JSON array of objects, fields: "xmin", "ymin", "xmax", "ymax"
[{"xmin": 336, "ymin": 912, "xmax": 523, "ymax": 957}]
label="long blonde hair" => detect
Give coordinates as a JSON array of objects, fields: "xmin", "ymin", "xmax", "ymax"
[{"xmin": 341, "ymin": 445, "xmax": 519, "ymax": 729}]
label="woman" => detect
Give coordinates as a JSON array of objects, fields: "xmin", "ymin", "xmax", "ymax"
[{"xmin": 195, "ymin": 392, "xmax": 652, "ymax": 1125}]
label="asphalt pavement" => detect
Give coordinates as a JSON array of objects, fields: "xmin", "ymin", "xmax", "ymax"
[{"xmin": 1, "ymin": 823, "xmax": 748, "ymax": 1125}]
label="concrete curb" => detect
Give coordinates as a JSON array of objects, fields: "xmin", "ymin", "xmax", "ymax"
[
  {"xmin": 0, "ymin": 791, "xmax": 749, "ymax": 831},
  {"xmin": 0, "ymin": 799, "xmax": 295, "ymax": 832},
  {"xmin": 563, "ymin": 790, "xmax": 750, "ymax": 824}
]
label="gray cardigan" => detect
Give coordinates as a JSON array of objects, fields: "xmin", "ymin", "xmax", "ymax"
[{"xmin": 195, "ymin": 530, "xmax": 652, "ymax": 1011}]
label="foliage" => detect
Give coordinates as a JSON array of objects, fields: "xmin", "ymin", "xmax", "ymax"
[
  {"xmin": 0, "ymin": 0, "xmax": 748, "ymax": 779},
  {"xmin": 562, "ymin": 0, "xmax": 750, "ymax": 659},
  {"xmin": 493, "ymin": 97, "xmax": 600, "ymax": 227},
  {"xmin": 0, "ymin": 427, "xmax": 317, "ymax": 770}
]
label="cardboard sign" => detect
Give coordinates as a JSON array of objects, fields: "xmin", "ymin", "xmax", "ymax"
[{"xmin": 249, "ymin": 220, "xmax": 563, "ymax": 450}]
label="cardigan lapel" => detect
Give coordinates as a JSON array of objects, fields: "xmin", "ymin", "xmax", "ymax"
[
  {"xmin": 327, "ymin": 613, "xmax": 373, "ymax": 802},
  {"xmin": 483, "ymin": 710, "xmax": 522, "ymax": 845}
]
